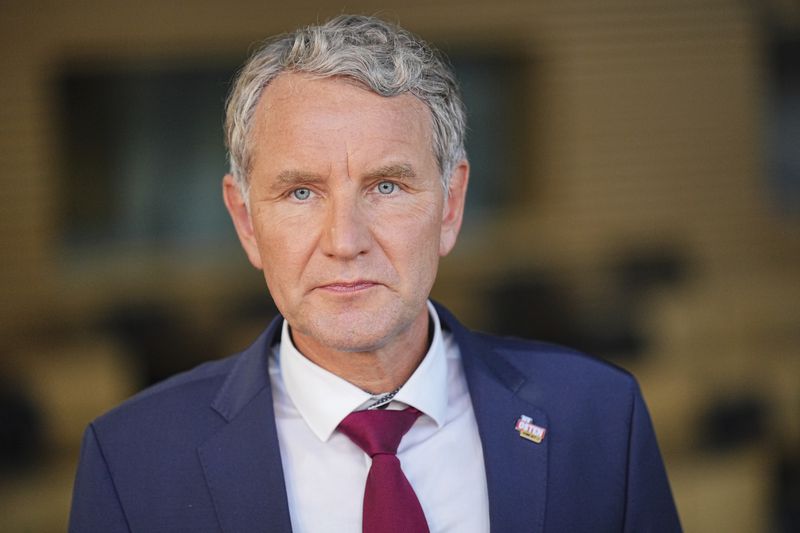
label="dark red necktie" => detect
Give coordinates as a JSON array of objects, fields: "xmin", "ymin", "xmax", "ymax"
[{"xmin": 338, "ymin": 407, "xmax": 430, "ymax": 533}]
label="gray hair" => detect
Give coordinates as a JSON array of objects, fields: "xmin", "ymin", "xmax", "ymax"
[{"xmin": 224, "ymin": 14, "xmax": 467, "ymax": 197}]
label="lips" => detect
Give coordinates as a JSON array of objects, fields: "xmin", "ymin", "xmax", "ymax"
[{"xmin": 317, "ymin": 280, "xmax": 378, "ymax": 293}]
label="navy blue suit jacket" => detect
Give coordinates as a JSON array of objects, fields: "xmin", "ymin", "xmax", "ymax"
[{"xmin": 70, "ymin": 304, "xmax": 681, "ymax": 532}]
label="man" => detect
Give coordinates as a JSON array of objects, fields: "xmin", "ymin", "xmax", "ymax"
[{"xmin": 70, "ymin": 15, "xmax": 681, "ymax": 533}]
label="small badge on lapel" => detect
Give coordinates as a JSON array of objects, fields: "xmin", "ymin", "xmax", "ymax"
[{"xmin": 515, "ymin": 415, "xmax": 546, "ymax": 443}]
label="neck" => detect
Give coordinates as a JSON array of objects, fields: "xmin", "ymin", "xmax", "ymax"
[{"xmin": 290, "ymin": 310, "xmax": 430, "ymax": 394}]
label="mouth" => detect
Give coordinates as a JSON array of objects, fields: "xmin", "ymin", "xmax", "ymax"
[{"xmin": 317, "ymin": 280, "xmax": 379, "ymax": 293}]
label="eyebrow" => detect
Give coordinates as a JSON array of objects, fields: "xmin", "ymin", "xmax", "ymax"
[
  {"xmin": 272, "ymin": 164, "xmax": 418, "ymax": 188},
  {"xmin": 271, "ymin": 170, "xmax": 326, "ymax": 188},
  {"xmin": 363, "ymin": 163, "xmax": 417, "ymax": 181}
]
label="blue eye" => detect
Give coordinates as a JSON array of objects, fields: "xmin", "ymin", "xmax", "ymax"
[
  {"xmin": 292, "ymin": 188, "xmax": 311, "ymax": 200},
  {"xmin": 377, "ymin": 181, "xmax": 396, "ymax": 195}
]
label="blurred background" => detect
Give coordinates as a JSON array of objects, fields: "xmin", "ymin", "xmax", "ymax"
[{"xmin": 1, "ymin": 0, "xmax": 798, "ymax": 531}]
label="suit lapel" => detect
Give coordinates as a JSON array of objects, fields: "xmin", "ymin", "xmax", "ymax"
[
  {"xmin": 198, "ymin": 320, "xmax": 294, "ymax": 533},
  {"xmin": 438, "ymin": 305, "xmax": 549, "ymax": 533}
]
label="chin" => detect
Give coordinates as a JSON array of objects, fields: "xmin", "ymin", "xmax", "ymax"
[
  {"xmin": 311, "ymin": 320, "xmax": 395, "ymax": 353},
  {"xmin": 301, "ymin": 306, "xmax": 410, "ymax": 353}
]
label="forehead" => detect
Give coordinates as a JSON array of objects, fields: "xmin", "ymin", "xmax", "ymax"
[
  {"xmin": 249, "ymin": 73, "xmax": 435, "ymax": 168},
  {"xmin": 256, "ymin": 72, "xmax": 430, "ymax": 124}
]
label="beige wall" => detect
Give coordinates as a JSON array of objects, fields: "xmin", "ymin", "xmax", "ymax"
[{"xmin": 1, "ymin": 1, "xmax": 798, "ymax": 531}]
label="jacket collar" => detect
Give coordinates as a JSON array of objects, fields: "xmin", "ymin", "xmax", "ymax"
[{"xmin": 209, "ymin": 321, "xmax": 282, "ymax": 422}]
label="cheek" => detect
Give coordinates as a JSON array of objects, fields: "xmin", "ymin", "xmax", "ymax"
[
  {"xmin": 258, "ymin": 240, "xmax": 309, "ymax": 313},
  {"xmin": 374, "ymin": 202, "xmax": 442, "ymax": 272},
  {"xmin": 253, "ymin": 213, "xmax": 317, "ymax": 285}
]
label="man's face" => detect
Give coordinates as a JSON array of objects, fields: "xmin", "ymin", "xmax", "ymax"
[{"xmin": 224, "ymin": 73, "xmax": 467, "ymax": 356}]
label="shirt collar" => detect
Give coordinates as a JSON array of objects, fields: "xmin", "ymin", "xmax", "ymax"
[{"xmin": 279, "ymin": 300, "xmax": 448, "ymax": 442}]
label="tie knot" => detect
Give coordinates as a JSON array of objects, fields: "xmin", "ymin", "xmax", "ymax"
[{"xmin": 338, "ymin": 407, "xmax": 422, "ymax": 457}]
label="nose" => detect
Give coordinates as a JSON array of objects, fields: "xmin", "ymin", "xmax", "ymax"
[{"xmin": 319, "ymin": 192, "xmax": 372, "ymax": 260}]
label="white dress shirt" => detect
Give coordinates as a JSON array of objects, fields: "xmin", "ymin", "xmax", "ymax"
[{"xmin": 269, "ymin": 301, "xmax": 490, "ymax": 532}]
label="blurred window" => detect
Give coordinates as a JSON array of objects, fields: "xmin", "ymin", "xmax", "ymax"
[
  {"xmin": 767, "ymin": 35, "xmax": 800, "ymax": 216},
  {"xmin": 58, "ymin": 63, "xmax": 236, "ymax": 252}
]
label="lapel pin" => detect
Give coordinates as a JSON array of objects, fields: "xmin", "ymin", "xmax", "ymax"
[{"xmin": 515, "ymin": 415, "xmax": 546, "ymax": 444}]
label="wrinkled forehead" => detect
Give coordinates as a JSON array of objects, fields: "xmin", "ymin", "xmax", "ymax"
[{"xmin": 254, "ymin": 72, "xmax": 433, "ymax": 142}]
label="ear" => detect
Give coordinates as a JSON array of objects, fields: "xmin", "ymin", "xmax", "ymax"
[
  {"xmin": 439, "ymin": 160, "xmax": 469, "ymax": 257},
  {"xmin": 222, "ymin": 174, "xmax": 264, "ymax": 269}
]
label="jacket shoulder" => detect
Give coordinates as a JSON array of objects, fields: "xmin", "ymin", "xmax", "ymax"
[
  {"xmin": 488, "ymin": 333, "xmax": 633, "ymax": 383},
  {"xmin": 464, "ymin": 329, "xmax": 640, "ymax": 410},
  {"xmin": 92, "ymin": 352, "xmax": 242, "ymax": 436}
]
